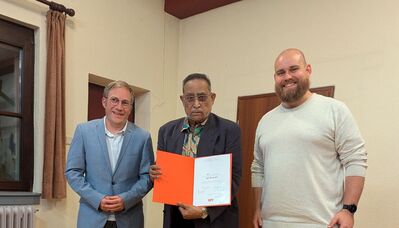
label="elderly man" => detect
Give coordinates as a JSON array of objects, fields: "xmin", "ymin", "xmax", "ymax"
[{"xmin": 150, "ymin": 73, "xmax": 242, "ymax": 228}]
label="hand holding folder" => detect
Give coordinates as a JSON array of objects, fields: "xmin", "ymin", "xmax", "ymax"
[{"xmin": 152, "ymin": 150, "xmax": 232, "ymax": 207}]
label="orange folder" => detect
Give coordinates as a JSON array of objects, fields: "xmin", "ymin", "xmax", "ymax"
[
  {"xmin": 152, "ymin": 150, "xmax": 232, "ymax": 207},
  {"xmin": 152, "ymin": 151, "xmax": 195, "ymax": 206}
]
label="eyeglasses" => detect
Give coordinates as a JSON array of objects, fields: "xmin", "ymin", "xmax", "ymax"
[
  {"xmin": 107, "ymin": 96, "xmax": 132, "ymax": 107},
  {"xmin": 181, "ymin": 93, "xmax": 212, "ymax": 103}
]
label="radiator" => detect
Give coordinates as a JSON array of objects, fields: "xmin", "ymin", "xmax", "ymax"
[{"xmin": 0, "ymin": 205, "xmax": 35, "ymax": 228}]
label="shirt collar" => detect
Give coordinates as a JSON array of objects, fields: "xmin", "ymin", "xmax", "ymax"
[
  {"xmin": 181, "ymin": 117, "xmax": 208, "ymax": 133},
  {"xmin": 104, "ymin": 117, "xmax": 128, "ymax": 137}
]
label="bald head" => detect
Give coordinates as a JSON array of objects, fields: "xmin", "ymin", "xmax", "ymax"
[
  {"xmin": 273, "ymin": 48, "xmax": 312, "ymax": 108},
  {"xmin": 274, "ymin": 48, "xmax": 307, "ymax": 70}
]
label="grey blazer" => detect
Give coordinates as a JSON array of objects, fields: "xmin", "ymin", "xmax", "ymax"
[
  {"xmin": 158, "ymin": 113, "xmax": 242, "ymax": 228},
  {"xmin": 65, "ymin": 119, "xmax": 154, "ymax": 228}
]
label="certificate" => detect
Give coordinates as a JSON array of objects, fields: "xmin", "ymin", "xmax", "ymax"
[{"xmin": 152, "ymin": 150, "xmax": 232, "ymax": 207}]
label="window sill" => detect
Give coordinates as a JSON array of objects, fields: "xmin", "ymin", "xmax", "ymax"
[{"xmin": 0, "ymin": 191, "xmax": 41, "ymax": 205}]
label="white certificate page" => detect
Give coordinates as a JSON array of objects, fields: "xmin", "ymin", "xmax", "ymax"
[{"xmin": 192, "ymin": 154, "xmax": 231, "ymax": 207}]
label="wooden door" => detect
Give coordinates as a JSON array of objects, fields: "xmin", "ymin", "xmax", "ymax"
[{"xmin": 236, "ymin": 86, "xmax": 334, "ymax": 228}]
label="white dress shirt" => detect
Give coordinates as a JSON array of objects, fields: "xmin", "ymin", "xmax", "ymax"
[{"xmin": 103, "ymin": 117, "xmax": 128, "ymax": 221}]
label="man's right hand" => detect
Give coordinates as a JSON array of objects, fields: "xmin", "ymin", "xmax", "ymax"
[
  {"xmin": 100, "ymin": 195, "xmax": 125, "ymax": 213},
  {"xmin": 149, "ymin": 164, "xmax": 162, "ymax": 181},
  {"xmin": 253, "ymin": 209, "xmax": 263, "ymax": 228}
]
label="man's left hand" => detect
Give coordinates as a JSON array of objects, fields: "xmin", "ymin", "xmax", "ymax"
[
  {"xmin": 328, "ymin": 209, "xmax": 354, "ymax": 228},
  {"xmin": 176, "ymin": 202, "xmax": 204, "ymax": 219}
]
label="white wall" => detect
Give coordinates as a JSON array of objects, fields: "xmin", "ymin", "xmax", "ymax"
[
  {"xmin": 177, "ymin": 0, "xmax": 399, "ymax": 227},
  {"xmin": 0, "ymin": 0, "xmax": 179, "ymax": 227}
]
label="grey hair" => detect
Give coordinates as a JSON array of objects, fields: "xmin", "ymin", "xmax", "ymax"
[{"xmin": 103, "ymin": 80, "xmax": 134, "ymax": 101}]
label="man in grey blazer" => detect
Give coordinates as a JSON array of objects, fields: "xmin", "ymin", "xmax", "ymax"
[
  {"xmin": 66, "ymin": 80, "xmax": 154, "ymax": 228},
  {"xmin": 150, "ymin": 73, "xmax": 242, "ymax": 228}
]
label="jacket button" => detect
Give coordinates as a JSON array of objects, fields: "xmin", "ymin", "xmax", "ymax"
[{"xmin": 112, "ymin": 181, "xmax": 115, "ymax": 185}]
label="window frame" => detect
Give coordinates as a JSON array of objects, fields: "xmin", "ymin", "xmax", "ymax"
[{"xmin": 0, "ymin": 18, "xmax": 34, "ymax": 191}]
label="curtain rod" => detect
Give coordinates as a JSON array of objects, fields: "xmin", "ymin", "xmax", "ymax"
[{"xmin": 36, "ymin": 0, "xmax": 75, "ymax": 17}]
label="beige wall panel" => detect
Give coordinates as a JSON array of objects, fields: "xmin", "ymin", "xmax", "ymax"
[{"xmin": 177, "ymin": 0, "xmax": 399, "ymax": 227}]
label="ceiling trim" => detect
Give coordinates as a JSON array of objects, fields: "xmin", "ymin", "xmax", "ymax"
[{"xmin": 164, "ymin": 0, "xmax": 241, "ymax": 19}]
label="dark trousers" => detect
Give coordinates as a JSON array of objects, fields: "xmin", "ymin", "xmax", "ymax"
[{"xmin": 104, "ymin": 221, "xmax": 117, "ymax": 228}]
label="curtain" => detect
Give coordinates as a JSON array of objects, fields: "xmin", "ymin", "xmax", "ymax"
[{"xmin": 42, "ymin": 10, "xmax": 66, "ymax": 199}]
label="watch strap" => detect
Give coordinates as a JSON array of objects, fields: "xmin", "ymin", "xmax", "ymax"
[{"xmin": 343, "ymin": 204, "xmax": 357, "ymax": 214}]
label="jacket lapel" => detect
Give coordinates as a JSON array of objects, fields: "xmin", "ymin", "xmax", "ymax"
[
  {"xmin": 171, "ymin": 126, "xmax": 185, "ymax": 155},
  {"xmin": 113, "ymin": 122, "xmax": 134, "ymax": 176},
  {"xmin": 197, "ymin": 114, "xmax": 217, "ymax": 157},
  {"xmin": 96, "ymin": 120, "xmax": 113, "ymax": 174},
  {"xmin": 164, "ymin": 119, "xmax": 185, "ymax": 155}
]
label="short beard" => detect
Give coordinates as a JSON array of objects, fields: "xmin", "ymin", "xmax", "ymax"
[{"xmin": 275, "ymin": 77, "xmax": 310, "ymax": 103}]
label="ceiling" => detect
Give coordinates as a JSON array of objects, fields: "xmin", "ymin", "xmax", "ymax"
[{"xmin": 164, "ymin": 0, "xmax": 241, "ymax": 19}]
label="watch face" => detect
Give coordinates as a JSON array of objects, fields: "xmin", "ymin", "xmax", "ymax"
[{"xmin": 201, "ymin": 207, "xmax": 208, "ymax": 219}]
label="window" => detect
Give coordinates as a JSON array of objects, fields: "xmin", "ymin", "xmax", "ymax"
[{"xmin": 0, "ymin": 18, "xmax": 34, "ymax": 191}]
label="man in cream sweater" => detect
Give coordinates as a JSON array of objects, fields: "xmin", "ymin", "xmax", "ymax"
[{"xmin": 251, "ymin": 49, "xmax": 367, "ymax": 228}]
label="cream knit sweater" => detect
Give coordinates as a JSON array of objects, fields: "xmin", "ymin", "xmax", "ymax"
[{"xmin": 251, "ymin": 94, "xmax": 367, "ymax": 228}]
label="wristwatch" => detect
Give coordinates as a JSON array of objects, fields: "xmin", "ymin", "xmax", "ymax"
[
  {"xmin": 201, "ymin": 207, "xmax": 209, "ymax": 219},
  {"xmin": 343, "ymin": 204, "xmax": 357, "ymax": 214}
]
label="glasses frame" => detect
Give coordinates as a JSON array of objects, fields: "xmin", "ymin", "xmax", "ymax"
[
  {"xmin": 181, "ymin": 93, "xmax": 214, "ymax": 104},
  {"xmin": 106, "ymin": 96, "xmax": 132, "ymax": 108}
]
